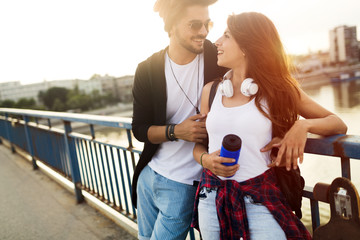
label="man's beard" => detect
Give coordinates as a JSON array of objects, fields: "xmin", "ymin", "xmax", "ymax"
[{"xmin": 175, "ymin": 28, "xmax": 206, "ymax": 54}]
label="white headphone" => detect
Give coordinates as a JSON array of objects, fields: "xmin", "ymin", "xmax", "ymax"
[{"xmin": 219, "ymin": 70, "xmax": 258, "ymax": 97}]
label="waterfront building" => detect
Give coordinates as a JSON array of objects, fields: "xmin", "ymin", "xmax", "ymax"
[
  {"xmin": 0, "ymin": 81, "xmax": 23, "ymax": 102},
  {"xmin": 329, "ymin": 25, "xmax": 359, "ymax": 64},
  {"xmin": 100, "ymin": 75, "xmax": 134, "ymax": 103},
  {"xmin": 296, "ymin": 55, "xmax": 323, "ymax": 74},
  {"xmin": 44, "ymin": 78, "xmax": 103, "ymax": 96},
  {"xmin": 0, "ymin": 81, "xmax": 50, "ymax": 103},
  {"xmin": 114, "ymin": 75, "xmax": 134, "ymax": 102},
  {"xmin": 0, "ymin": 75, "xmax": 132, "ymax": 104}
]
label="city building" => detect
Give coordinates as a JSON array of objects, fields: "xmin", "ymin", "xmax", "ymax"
[
  {"xmin": 94, "ymin": 74, "xmax": 134, "ymax": 102},
  {"xmin": 329, "ymin": 25, "xmax": 359, "ymax": 64},
  {"xmin": 0, "ymin": 78, "xmax": 103, "ymax": 103},
  {"xmin": 114, "ymin": 76, "xmax": 134, "ymax": 102},
  {"xmin": 0, "ymin": 81, "xmax": 25, "ymax": 102},
  {"xmin": 45, "ymin": 78, "xmax": 103, "ymax": 95},
  {"xmin": 291, "ymin": 51, "xmax": 331, "ymax": 74},
  {"xmin": 0, "ymin": 75, "xmax": 133, "ymax": 104}
]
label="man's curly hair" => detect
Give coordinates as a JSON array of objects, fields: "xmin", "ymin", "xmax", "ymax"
[{"xmin": 153, "ymin": 0, "xmax": 217, "ymax": 36}]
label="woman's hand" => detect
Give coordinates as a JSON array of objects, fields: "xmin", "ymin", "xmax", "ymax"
[
  {"xmin": 261, "ymin": 120, "xmax": 309, "ymax": 171},
  {"xmin": 202, "ymin": 150, "xmax": 239, "ymax": 177},
  {"xmin": 261, "ymin": 136, "xmax": 282, "ymax": 164}
]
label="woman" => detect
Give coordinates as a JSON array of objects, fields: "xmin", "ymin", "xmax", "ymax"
[{"xmin": 192, "ymin": 12, "xmax": 347, "ymax": 240}]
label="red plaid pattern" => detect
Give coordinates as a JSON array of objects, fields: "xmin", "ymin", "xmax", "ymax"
[{"xmin": 192, "ymin": 168, "xmax": 312, "ymax": 240}]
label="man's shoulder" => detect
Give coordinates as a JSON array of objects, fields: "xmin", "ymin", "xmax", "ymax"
[
  {"xmin": 203, "ymin": 39, "xmax": 218, "ymax": 62},
  {"xmin": 138, "ymin": 47, "xmax": 167, "ymax": 68},
  {"xmin": 203, "ymin": 39, "xmax": 228, "ymax": 82},
  {"xmin": 204, "ymin": 39, "xmax": 216, "ymax": 52}
]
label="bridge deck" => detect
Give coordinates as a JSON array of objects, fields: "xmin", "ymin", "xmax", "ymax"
[{"xmin": 0, "ymin": 144, "xmax": 136, "ymax": 240}]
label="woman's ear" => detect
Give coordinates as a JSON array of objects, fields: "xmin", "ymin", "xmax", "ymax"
[{"xmin": 241, "ymin": 48, "xmax": 246, "ymax": 57}]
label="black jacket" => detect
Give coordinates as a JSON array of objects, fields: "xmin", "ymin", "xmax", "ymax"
[{"xmin": 131, "ymin": 39, "xmax": 227, "ymax": 206}]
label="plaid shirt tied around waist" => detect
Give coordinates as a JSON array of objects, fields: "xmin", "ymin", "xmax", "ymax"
[{"xmin": 192, "ymin": 168, "xmax": 312, "ymax": 240}]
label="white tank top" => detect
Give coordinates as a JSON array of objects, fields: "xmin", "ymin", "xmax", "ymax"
[
  {"xmin": 206, "ymin": 87, "xmax": 272, "ymax": 182},
  {"xmin": 148, "ymin": 53, "xmax": 204, "ymax": 185}
]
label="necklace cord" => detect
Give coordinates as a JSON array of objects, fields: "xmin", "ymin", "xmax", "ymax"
[{"xmin": 168, "ymin": 54, "xmax": 200, "ymax": 114}]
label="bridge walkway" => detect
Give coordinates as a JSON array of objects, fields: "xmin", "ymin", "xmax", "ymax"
[{"xmin": 0, "ymin": 144, "xmax": 137, "ymax": 240}]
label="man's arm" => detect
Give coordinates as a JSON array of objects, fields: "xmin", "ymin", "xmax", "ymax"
[
  {"xmin": 132, "ymin": 61, "xmax": 208, "ymax": 145},
  {"xmin": 147, "ymin": 114, "xmax": 207, "ymax": 144},
  {"xmin": 131, "ymin": 62, "xmax": 154, "ymax": 143}
]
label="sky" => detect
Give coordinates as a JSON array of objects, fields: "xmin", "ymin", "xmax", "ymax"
[{"xmin": 0, "ymin": 0, "xmax": 359, "ymax": 85}]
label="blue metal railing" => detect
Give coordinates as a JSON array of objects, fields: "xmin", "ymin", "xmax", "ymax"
[
  {"xmin": 0, "ymin": 108, "xmax": 140, "ymax": 221},
  {"xmin": 1, "ymin": 108, "xmax": 359, "ymax": 237}
]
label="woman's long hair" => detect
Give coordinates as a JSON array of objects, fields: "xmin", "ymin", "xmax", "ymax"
[{"xmin": 228, "ymin": 12, "xmax": 300, "ymax": 137}]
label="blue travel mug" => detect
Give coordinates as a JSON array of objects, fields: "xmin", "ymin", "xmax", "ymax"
[{"xmin": 220, "ymin": 134, "xmax": 242, "ymax": 166}]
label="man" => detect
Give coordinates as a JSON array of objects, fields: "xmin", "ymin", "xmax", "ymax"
[{"xmin": 131, "ymin": 0, "xmax": 226, "ymax": 239}]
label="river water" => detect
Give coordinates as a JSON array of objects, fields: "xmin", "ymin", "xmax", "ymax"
[
  {"xmin": 93, "ymin": 78, "xmax": 360, "ymax": 232},
  {"xmin": 298, "ymin": 79, "xmax": 360, "ymax": 229},
  {"xmin": 300, "ymin": 79, "xmax": 360, "ymax": 189}
]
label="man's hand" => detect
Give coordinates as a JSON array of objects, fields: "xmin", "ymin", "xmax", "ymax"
[{"xmin": 175, "ymin": 113, "xmax": 208, "ymax": 142}]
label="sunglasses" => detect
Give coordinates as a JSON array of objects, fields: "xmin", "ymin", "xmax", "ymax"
[{"xmin": 188, "ymin": 20, "xmax": 213, "ymax": 32}]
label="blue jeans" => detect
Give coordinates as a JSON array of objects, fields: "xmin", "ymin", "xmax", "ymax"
[
  {"xmin": 137, "ymin": 165, "xmax": 197, "ymax": 240},
  {"xmin": 198, "ymin": 188, "xmax": 286, "ymax": 240}
]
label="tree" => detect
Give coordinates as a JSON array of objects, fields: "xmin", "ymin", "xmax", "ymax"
[
  {"xmin": 103, "ymin": 92, "xmax": 117, "ymax": 105},
  {"xmin": 90, "ymin": 89, "xmax": 103, "ymax": 108},
  {"xmin": 66, "ymin": 94, "xmax": 92, "ymax": 111},
  {"xmin": 38, "ymin": 90, "xmax": 45, "ymax": 103},
  {"xmin": 0, "ymin": 100, "xmax": 16, "ymax": 108},
  {"xmin": 15, "ymin": 98, "xmax": 36, "ymax": 109},
  {"xmin": 52, "ymin": 98, "xmax": 66, "ymax": 111},
  {"xmin": 39, "ymin": 87, "xmax": 69, "ymax": 110}
]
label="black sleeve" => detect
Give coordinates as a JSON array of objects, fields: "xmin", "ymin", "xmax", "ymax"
[{"xmin": 131, "ymin": 61, "xmax": 154, "ymax": 143}]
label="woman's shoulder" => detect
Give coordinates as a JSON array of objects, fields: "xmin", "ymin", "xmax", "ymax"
[
  {"xmin": 202, "ymin": 80, "xmax": 222, "ymax": 111},
  {"xmin": 204, "ymin": 79, "xmax": 221, "ymax": 94}
]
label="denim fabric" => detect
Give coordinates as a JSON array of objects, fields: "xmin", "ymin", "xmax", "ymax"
[
  {"xmin": 198, "ymin": 188, "xmax": 220, "ymax": 240},
  {"xmin": 198, "ymin": 188, "xmax": 286, "ymax": 240},
  {"xmin": 137, "ymin": 165, "xmax": 197, "ymax": 240}
]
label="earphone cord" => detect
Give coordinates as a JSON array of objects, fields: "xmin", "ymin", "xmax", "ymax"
[{"xmin": 168, "ymin": 54, "xmax": 200, "ymax": 114}]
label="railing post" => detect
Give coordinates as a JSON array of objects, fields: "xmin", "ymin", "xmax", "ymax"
[
  {"xmin": 89, "ymin": 124, "xmax": 95, "ymax": 139},
  {"xmin": 47, "ymin": 119, "xmax": 52, "ymax": 129},
  {"xmin": 189, "ymin": 228, "xmax": 196, "ymax": 240},
  {"xmin": 4, "ymin": 113, "xmax": 16, "ymax": 153},
  {"xmin": 126, "ymin": 129, "xmax": 136, "ymax": 169},
  {"xmin": 310, "ymin": 199, "xmax": 320, "ymax": 232},
  {"xmin": 63, "ymin": 120, "xmax": 84, "ymax": 203},
  {"xmin": 24, "ymin": 116, "xmax": 38, "ymax": 170},
  {"xmin": 341, "ymin": 157, "xmax": 351, "ymax": 180}
]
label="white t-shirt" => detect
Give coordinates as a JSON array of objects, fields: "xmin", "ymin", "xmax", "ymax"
[
  {"xmin": 206, "ymin": 87, "xmax": 272, "ymax": 182},
  {"xmin": 148, "ymin": 53, "xmax": 204, "ymax": 185}
]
